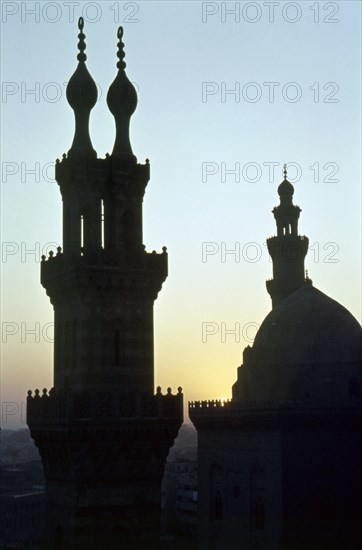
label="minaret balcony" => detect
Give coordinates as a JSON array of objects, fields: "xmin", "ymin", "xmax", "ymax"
[
  {"xmin": 27, "ymin": 386, "xmax": 183, "ymax": 425},
  {"xmin": 267, "ymin": 234, "xmax": 309, "ymax": 259},
  {"xmin": 40, "ymin": 246, "xmax": 168, "ymax": 290}
]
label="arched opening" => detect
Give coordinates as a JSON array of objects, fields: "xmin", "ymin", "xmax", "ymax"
[
  {"xmin": 101, "ymin": 200, "xmax": 104, "ymax": 248},
  {"xmin": 214, "ymin": 490, "xmax": 223, "ymax": 520},
  {"xmin": 54, "ymin": 524, "xmax": 63, "ymax": 548},
  {"xmin": 254, "ymin": 497, "xmax": 265, "ymax": 530},
  {"xmin": 114, "ymin": 320, "xmax": 125, "ymax": 368},
  {"xmin": 80, "ymin": 214, "xmax": 84, "ymax": 253},
  {"xmin": 72, "ymin": 319, "xmax": 77, "ymax": 369},
  {"xmin": 65, "ymin": 322, "xmax": 70, "ymax": 370},
  {"xmin": 114, "ymin": 328, "xmax": 120, "ymax": 367},
  {"xmin": 349, "ymin": 377, "xmax": 360, "ymax": 398}
]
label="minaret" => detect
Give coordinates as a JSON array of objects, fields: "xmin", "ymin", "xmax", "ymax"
[
  {"xmin": 266, "ymin": 164, "xmax": 310, "ymax": 308},
  {"xmin": 27, "ymin": 20, "xmax": 183, "ymax": 549}
]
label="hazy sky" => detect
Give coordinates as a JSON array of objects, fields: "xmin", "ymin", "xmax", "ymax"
[{"xmin": 1, "ymin": 0, "xmax": 361, "ymax": 428}]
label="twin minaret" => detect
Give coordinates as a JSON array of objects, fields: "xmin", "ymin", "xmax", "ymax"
[
  {"xmin": 66, "ymin": 18, "xmax": 136, "ymax": 161},
  {"xmin": 41, "ymin": 19, "xmax": 167, "ymax": 395},
  {"xmin": 28, "ymin": 20, "xmax": 183, "ymax": 549}
]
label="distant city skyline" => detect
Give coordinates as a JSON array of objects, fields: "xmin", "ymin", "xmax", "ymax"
[{"xmin": 1, "ymin": 0, "xmax": 361, "ymax": 428}]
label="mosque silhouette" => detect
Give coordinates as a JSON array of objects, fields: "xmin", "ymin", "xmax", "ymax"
[{"xmin": 27, "ymin": 20, "xmax": 362, "ymax": 550}]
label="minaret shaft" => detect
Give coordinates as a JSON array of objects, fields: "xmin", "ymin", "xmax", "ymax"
[
  {"xmin": 45, "ymin": 156, "xmax": 164, "ymax": 396},
  {"xmin": 27, "ymin": 20, "xmax": 183, "ymax": 549}
]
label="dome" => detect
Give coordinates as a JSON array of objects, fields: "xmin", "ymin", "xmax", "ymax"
[
  {"xmin": 233, "ymin": 285, "xmax": 362, "ymax": 402},
  {"xmin": 277, "ymin": 178, "xmax": 294, "ymax": 198},
  {"xmin": 253, "ymin": 285, "xmax": 362, "ymax": 365}
]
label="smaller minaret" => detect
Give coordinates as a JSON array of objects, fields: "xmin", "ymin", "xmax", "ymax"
[
  {"xmin": 266, "ymin": 164, "xmax": 310, "ymax": 308},
  {"xmin": 66, "ymin": 17, "xmax": 97, "ymax": 159},
  {"xmin": 107, "ymin": 26, "xmax": 138, "ymax": 161}
]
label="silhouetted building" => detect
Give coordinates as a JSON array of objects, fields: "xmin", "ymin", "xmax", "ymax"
[
  {"xmin": 162, "ymin": 461, "xmax": 198, "ymax": 541},
  {"xmin": 161, "ymin": 424, "xmax": 198, "ymax": 548},
  {"xmin": 27, "ymin": 20, "xmax": 183, "ymax": 549},
  {"xmin": 0, "ymin": 429, "xmax": 43, "ymax": 465},
  {"xmin": 0, "ymin": 491, "xmax": 45, "ymax": 548},
  {"xmin": 190, "ymin": 170, "xmax": 362, "ymax": 550},
  {"xmin": 0, "ymin": 459, "xmax": 45, "ymax": 548},
  {"xmin": 0, "ymin": 462, "xmax": 44, "ymax": 494}
]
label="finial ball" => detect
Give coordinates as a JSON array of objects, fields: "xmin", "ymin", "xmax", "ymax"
[
  {"xmin": 78, "ymin": 17, "xmax": 84, "ymax": 30},
  {"xmin": 118, "ymin": 26, "xmax": 124, "ymax": 39},
  {"xmin": 283, "ymin": 163, "xmax": 288, "ymax": 179}
]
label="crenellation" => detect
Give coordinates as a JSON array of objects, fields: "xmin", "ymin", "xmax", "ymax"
[{"xmin": 28, "ymin": 387, "xmax": 183, "ymax": 424}]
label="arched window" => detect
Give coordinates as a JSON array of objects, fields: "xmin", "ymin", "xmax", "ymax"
[
  {"xmin": 80, "ymin": 214, "xmax": 84, "ymax": 253},
  {"xmin": 101, "ymin": 200, "xmax": 104, "ymax": 248},
  {"xmin": 72, "ymin": 319, "xmax": 77, "ymax": 369},
  {"xmin": 65, "ymin": 322, "xmax": 70, "ymax": 370},
  {"xmin": 114, "ymin": 329, "xmax": 120, "ymax": 367},
  {"xmin": 114, "ymin": 320, "xmax": 124, "ymax": 367},
  {"xmin": 255, "ymin": 497, "xmax": 265, "ymax": 530},
  {"xmin": 54, "ymin": 525, "xmax": 63, "ymax": 549},
  {"xmin": 214, "ymin": 490, "xmax": 223, "ymax": 520},
  {"xmin": 349, "ymin": 377, "xmax": 360, "ymax": 398}
]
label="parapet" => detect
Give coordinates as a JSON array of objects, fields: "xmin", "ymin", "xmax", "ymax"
[
  {"xmin": 189, "ymin": 398, "xmax": 362, "ymax": 427},
  {"xmin": 40, "ymin": 244, "xmax": 168, "ymax": 282},
  {"xmin": 27, "ymin": 386, "xmax": 183, "ymax": 425}
]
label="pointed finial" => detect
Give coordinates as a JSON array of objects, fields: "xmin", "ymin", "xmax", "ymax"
[
  {"xmin": 77, "ymin": 17, "xmax": 86, "ymax": 62},
  {"xmin": 283, "ymin": 163, "xmax": 287, "ymax": 180},
  {"xmin": 116, "ymin": 26, "xmax": 126, "ymax": 70}
]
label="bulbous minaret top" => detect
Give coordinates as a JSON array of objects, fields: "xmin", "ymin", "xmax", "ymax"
[
  {"xmin": 107, "ymin": 27, "xmax": 138, "ymax": 162},
  {"xmin": 277, "ymin": 163, "xmax": 295, "ymax": 204},
  {"xmin": 66, "ymin": 17, "xmax": 97, "ymax": 159}
]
